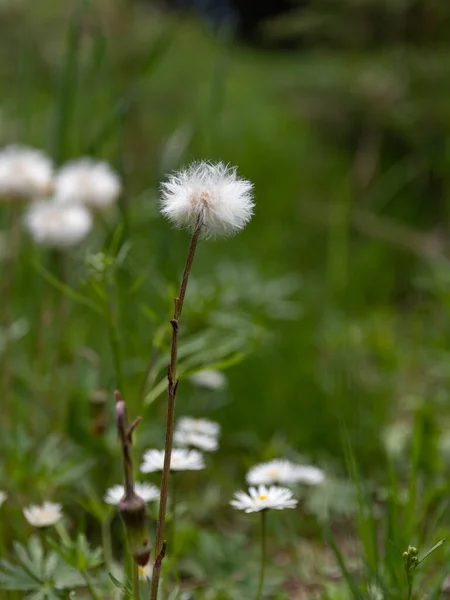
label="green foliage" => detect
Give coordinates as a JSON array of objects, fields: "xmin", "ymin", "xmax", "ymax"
[{"xmin": 0, "ymin": 536, "xmax": 84, "ymax": 598}]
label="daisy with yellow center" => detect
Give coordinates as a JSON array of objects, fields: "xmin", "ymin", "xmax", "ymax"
[{"xmin": 230, "ymin": 485, "xmax": 297, "ymax": 513}]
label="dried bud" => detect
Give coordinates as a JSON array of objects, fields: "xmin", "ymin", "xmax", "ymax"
[{"xmin": 119, "ymin": 491, "xmax": 151, "ymax": 566}]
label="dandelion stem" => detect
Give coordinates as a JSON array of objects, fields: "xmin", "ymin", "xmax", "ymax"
[
  {"xmin": 132, "ymin": 561, "xmax": 141, "ymax": 600},
  {"xmin": 255, "ymin": 510, "xmax": 267, "ymax": 600},
  {"xmin": 151, "ymin": 217, "xmax": 202, "ymax": 598}
]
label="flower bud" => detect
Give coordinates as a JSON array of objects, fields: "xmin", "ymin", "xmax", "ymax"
[{"xmin": 119, "ymin": 492, "xmax": 151, "ymax": 566}]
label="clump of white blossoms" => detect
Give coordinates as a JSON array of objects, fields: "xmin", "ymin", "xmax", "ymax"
[
  {"xmin": 140, "ymin": 448, "xmax": 205, "ymax": 473},
  {"xmin": 189, "ymin": 369, "xmax": 227, "ymax": 390},
  {"xmin": 231, "ymin": 485, "xmax": 298, "ymax": 513},
  {"xmin": 174, "ymin": 416, "xmax": 220, "ymax": 452},
  {"xmin": 160, "ymin": 161, "xmax": 254, "ymax": 238},
  {"xmin": 55, "ymin": 158, "xmax": 121, "ymax": 212},
  {"xmin": 0, "ymin": 491, "xmax": 6, "ymax": 507},
  {"xmin": 23, "ymin": 502, "xmax": 63, "ymax": 527},
  {"xmin": 104, "ymin": 482, "xmax": 160, "ymax": 505},
  {"xmin": 0, "ymin": 145, "xmax": 53, "ymax": 200},
  {"xmin": 246, "ymin": 459, "xmax": 325, "ymax": 486},
  {"xmin": 24, "ymin": 200, "xmax": 93, "ymax": 249}
]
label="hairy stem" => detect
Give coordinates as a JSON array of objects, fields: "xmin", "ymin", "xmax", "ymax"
[
  {"xmin": 255, "ymin": 510, "xmax": 267, "ymax": 600},
  {"xmin": 150, "ymin": 218, "xmax": 202, "ymax": 599}
]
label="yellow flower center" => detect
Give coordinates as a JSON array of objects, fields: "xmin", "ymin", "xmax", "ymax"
[
  {"xmin": 267, "ymin": 469, "xmax": 278, "ymax": 476},
  {"xmin": 258, "ymin": 495, "xmax": 268, "ymax": 501}
]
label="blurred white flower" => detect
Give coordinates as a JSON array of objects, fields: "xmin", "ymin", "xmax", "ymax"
[
  {"xmin": 246, "ymin": 460, "xmax": 325, "ymax": 486},
  {"xmin": 231, "ymin": 485, "xmax": 297, "ymax": 513},
  {"xmin": 55, "ymin": 158, "xmax": 121, "ymax": 211},
  {"xmin": 24, "ymin": 200, "xmax": 92, "ymax": 249},
  {"xmin": 138, "ymin": 563, "xmax": 151, "ymax": 580},
  {"xmin": 176, "ymin": 416, "xmax": 220, "ymax": 438},
  {"xmin": 140, "ymin": 448, "xmax": 205, "ymax": 473},
  {"xmin": 0, "ymin": 145, "xmax": 53, "ymax": 199},
  {"xmin": 0, "ymin": 491, "xmax": 6, "ymax": 507},
  {"xmin": 174, "ymin": 430, "xmax": 219, "ymax": 452},
  {"xmin": 160, "ymin": 161, "xmax": 254, "ymax": 237},
  {"xmin": 104, "ymin": 482, "xmax": 160, "ymax": 505},
  {"xmin": 189, "ymin": 370, "xmax": 226, "ymax": 390},
  {"xmin": 23, "ymin": 502, "xmax": 62, "ymax": 527}
]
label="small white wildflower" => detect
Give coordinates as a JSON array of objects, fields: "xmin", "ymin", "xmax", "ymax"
[
  {"xmin": 23, "ymin": 502, "xmax": 63, "ymax": 527},
  {"xmin": 189, "ymin": 369, "xmax": 226, "ymax": 390},
  {"xmin": 55, "ymin": 158, "xmax": 121, "ymax": 211},
  {"xmin": 176, "ymin": 416, "xmax": 220, "ymax": 438},
  {"xmin": 160, "ymin": 161, "xmax": 254, "ymax": 238},
  {"xmin": 231, "ymin": 485, "xmax": 298, "ymax": 513},
  {"xmin": 0, "ymin": 145, "xmax": 53, "ymax": 199},
  {"xmin": 138, "ymin": 563, "xmax": 151, "ymax": 580},
  {"xmin": 140, "ymin": 448, "xmax": 205, "ymax": 473},
  {"xmin": 174, "ymin": 430, "xmax": 218, "ymax": 452},
  {"xmin": 0, "ymin": 491, "xmax": 6, "ymax": 507},
  {"xmin": 24, "ymin": 200, "xmax": 92, "ymax": 249},
  {"xmin": 104, "ymin": 482, "xmax": 160, "ymax": 505},
  {"xmin": 246, "ymin": 459, "xmax": 325, "ymax": 486}
]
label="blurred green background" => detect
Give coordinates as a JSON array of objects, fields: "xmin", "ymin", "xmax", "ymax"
[
  {"xmin": 3, "ymin": 0, "xmax": 450, "ymax": 465},
  {"xmin": 2, "ymin": 1, "xmax": 450, "ymax": 594}
]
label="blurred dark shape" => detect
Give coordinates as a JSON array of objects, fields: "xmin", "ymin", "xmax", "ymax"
[{"xmin": 158, "ymin": 0, "xmax": 301, "ymax": 46}]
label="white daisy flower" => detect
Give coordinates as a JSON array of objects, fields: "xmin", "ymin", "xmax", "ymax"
[
  {"xmin": 0, "ymin": 491, "xmax": 6, "ymax": 507},
  {"xmin": 189, "ymin": 370, "xmax": 226, "ymax": 390},
  {"xmin": 231, "ymin": 485, "xmax": 298, "ymax": 513},
  {"xmin": 104, "ymin": 482, "xmax": 160, "ymax": 505},
  {"xmin": 24, "ymin": 200, "xmax": 92, "ymax": 249},
  {"xmin": 160, "ymin": 161, "xmax": 254, "ymax": 238},
  {"xmin": 55, "ymin": 158, "xmax": 121, "ymax": 211},
  {"xmin": 174, "ymin": 430, "xmax": 219, "ymax": 452},
  {"xmin": 0, "ymin": 145, "xmax": 53, "ymax": 200},
  {"xmin": 176, "ymin": 416, "xmax": 220, "ymax": 438},
  {"xmin": 140, "ymin": 448, "xmax": 205, "ymax": 473},
  {"xmin": 23, "ymin": 502, "xmax": 63, "ymax": 527},
  {"xmin": 246, "ymin": 460, "xmax": 325, "ymax": 486}
]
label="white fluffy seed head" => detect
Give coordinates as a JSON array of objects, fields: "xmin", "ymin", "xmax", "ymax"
[
  {"xmin": 246, "ymin": 459, "xmax": 325, "ymax": 486},
  {"xmin": 230, "ymin": 485, "xmax": 298, "ymax": 513},
  {"xmin": 24, "ymin": 200, "xmax": 93, "ymax": 250},
  {"xmin": 140, "ymin": 448, "xmax": 205, "ymax": 473},
  {"xmin": 104, "ymin": 482, "xmax": 160, "ymax": 505},
  {"xmin": 160, "ymin": 161, "xmax": 254, "ymax": 238},
  {"xmin": 55, "ymin": 158, "xmax": 121, "ymax": 211},
  {"xmin": 23, "ymin": 502, "xmax": 63, "ymax": 527},
  {"xmin": 0, "ymin": 145, "xmax": 54, "ymax": 200}
]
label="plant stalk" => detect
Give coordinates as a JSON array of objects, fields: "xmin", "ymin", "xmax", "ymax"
[
  {"xmin": 150, "ymin": 217, "xmax": 202, "ymax": 599},
  {"xmin": 132, "ymin": 561, "xmax": 140, "ymax": 600},
  {"xmin": 255, "ymin": 510, "xmax": 267, "ymax": 600}
]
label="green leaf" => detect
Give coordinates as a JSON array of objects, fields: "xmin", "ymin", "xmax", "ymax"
[{"xmin": 417, "ymin": 539, "xmax": 445, "ymax": 566}]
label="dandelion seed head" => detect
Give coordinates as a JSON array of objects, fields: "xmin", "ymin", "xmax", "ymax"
[
  {"xmin": 24, "ymin": 200, "xmax": 92, "ymax": 249},
  {"xmin": 160, "ymin": 161, "xmax": 254, "ymax": 238},
  {"xmin": 55, "ymin": 158, "xmax": 121, "ymax": 211},
  {"xmin": 0, "ymin": 145, "xmax": 53, "ymax": 200},
  {"xmin": 23, "ymin": 502, "xmax": 63, "ymax": 527}
]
